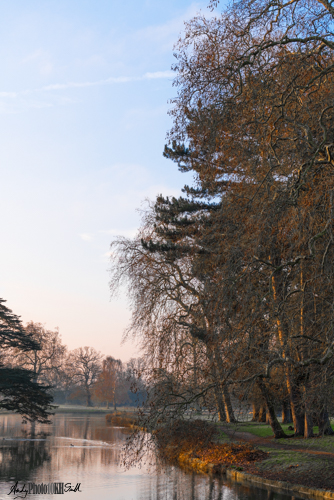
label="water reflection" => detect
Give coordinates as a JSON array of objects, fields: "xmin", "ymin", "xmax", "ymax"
[
  {"xmin": 0, "ymin": 414, "xmax": 303, "ymax": 500},
  {"xmin": 0, "ymin": 431, "xmax": 50, "ymax": 481},
  {"xmin": 137, "ymin": 469, "xmax": 299, "ymax": 500}
]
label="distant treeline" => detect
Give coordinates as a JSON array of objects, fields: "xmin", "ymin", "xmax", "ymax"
[{"xmin": 2, "ymin": 320, "xmax": 146, "ymax": 410}]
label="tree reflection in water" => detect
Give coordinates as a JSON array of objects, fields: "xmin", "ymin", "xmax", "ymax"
[
  {"xmin": 137, "ymin": 470, "xmax": 296, "ymax": 500},
  {"xmin": 0, "ymin": 430, "xmax": 51, "ymax": 481},
  {"xmin": 0, "ymin": 415, "xmax": 300, "ymax": 500}
]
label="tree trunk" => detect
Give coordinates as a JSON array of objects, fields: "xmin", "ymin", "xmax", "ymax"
[
  {"xmin": 304, "ymin": 410, "xmax": 314, "ymax": 438},
  {"xmin": 213, "ymin": 384, "xmax": 226, "ymax": 421},
  {"xmin": 206, "ymin": 341, "xmax": 236, "ymax": 423},
  {"xmin": 258, "ymin": 406, "xmax": 266, "ymax": 422},
  {"xmin": 286, "ymin": 372, "xmax": 304, "ymax": 436},
  {"xmin": 86, "ymin": 388, "xmax": 92, "ymax": 407},
  {"xmin": 257, "ymin": 379, "xmax": 287, "ymax": 438},
  {"xmin": 318, "ymin": 408, "xmax": 334, "ymax": 436},
  {"xmin": 271, "ymin": 267, "xmax": 304, "ymax": 436},
  {"xmin": 207, "ymin": 346, "xmax": 226, "ymax": 421},
  {"xmin": 282, "ymin": 400, "xmax": 292, "ymax": 424},
  {"xmin": 251, "ymin": 403, "xmax": 260, "ymax": 422},
  {"xmin": 222, "ymin": 385, "xmax": 236, "ymax": 423},
  {"xmin": 302, "ymin": 384, "xmax": 314, "ymax": 438},
  {"xmin": 30, "ymin": 420, "xmax": 36, "ymax": 437},
  {"xmin": 114, "ymin": 397, "xmax": 117, "ymax": 411},
  {"xmin": 106, "ymin": 401, "xmax": 109, "ymax": 409}
]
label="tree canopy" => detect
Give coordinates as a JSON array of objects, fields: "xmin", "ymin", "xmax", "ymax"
[{"xmin": 110, "ymin": 0, "xmax": 334, "ymax": 444}]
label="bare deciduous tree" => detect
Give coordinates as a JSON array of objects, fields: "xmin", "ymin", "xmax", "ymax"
[
  {"xmin": 110, "ymin": 0, "xmax": 334, "ymax": 447},
  {"xmin": 8, "ymin": 322, "xmax": 66, "ymax": 386},
  {"xmin": 67, "ymin": 346, "xmax": 102, "ymax": 407}
]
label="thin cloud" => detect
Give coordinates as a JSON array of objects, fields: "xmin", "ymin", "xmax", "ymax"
[
  {"xmin": 79, "ymin": 233, "xmax": 93, "ymax": 242},
  {"xmin": 0, "ymin": 71, "xmax": 175, "ymax": 98},
  {"xmin": 100, "ymin": 228, "xmax": 138, "ymax": 239},
  {"xmin": 41, "ymin": 71, "xmax": 174, "ymax": 91},
  {"xmin": 0, "ymin": 92, "xmax": 17, "ymax": 98},
  {"xmin": 42, "ymin": 76, "xmax": 133, "ymax": 91},
  {"xmin": 143, "ymin": 71, "xmax": 174, "ymax": 79}
]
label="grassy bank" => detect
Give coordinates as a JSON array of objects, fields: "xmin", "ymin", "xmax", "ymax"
[
  {"xmin": 228, "ymin": 421, "xmax": 334, "ymax": 438},
  {"xmin": 153, "ymin": 419, "xmax": 334, "ymax": 493},
  {"xmin": 223, "ymin": 421, "xmax": 334, "ymax": 453},
  {"xmin": 230, "ymin": 422, "xmax": 295, "ymax": 438},
  {"xmin": 155, "ymin": 420, "xmax": 267, "ymax": 473}
]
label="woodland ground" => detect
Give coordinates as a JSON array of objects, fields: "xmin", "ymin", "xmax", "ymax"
[{"xmin": 217, "ymin": 422, "xmax": 334, "ymax": 491}]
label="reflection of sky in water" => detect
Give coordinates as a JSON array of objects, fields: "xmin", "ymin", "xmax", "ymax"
[{"xmin": 0, "ymin": 414, "xmax": 302, "ymax": 500}]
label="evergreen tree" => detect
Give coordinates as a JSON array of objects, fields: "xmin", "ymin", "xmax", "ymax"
[{"xmin": 0, "ymin": 299, "xmax": 54, "ymax": 422}]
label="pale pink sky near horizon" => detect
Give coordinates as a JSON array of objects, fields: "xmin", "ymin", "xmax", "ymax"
[{"xmin": 0, "ymin": 1, "xmax": 215, "ymax": 362}]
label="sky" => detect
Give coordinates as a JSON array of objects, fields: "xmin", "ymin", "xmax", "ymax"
[{"xmin": 0, "ymin": 0, "xmax": 216, "ymax": 362}]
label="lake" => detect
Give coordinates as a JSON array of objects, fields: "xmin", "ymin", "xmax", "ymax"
[{"xmin": 0, "ymin": 413, "xmax": 304, "ymax": 500}]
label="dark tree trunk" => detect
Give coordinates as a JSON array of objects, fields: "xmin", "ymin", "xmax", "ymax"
[
  {"xmin": 210, "ymin": 345, "xmax": 236, "ymax": 423},
  {"xmin": 271, "ymin": 266, "xmax": 304, "ymax": 436},
  {"xmin": 303, "ymin": 384, "xmax": 314, "ymax": 438},
  {"xmin": 206, "ymin": 341, "xmax": 236, "ymax": 423},
  {"xmin": 292, "ymin": 410, "xmax": 305, "ymax": 437},
  {"xmin": 251, "ymin": 403, "xmax": 260, "ymax": 422},
  {"xmin": 257, "ymin": 379, "xmax": 287, "ymax": 439},
  {"xmin": 114, "ymin": 397, "xmax": 117, "ymax": 411},
  {"xmin": 282, "ymin": 400, "xmax": 292, "ymax": 424},
  {"xmin": 86, "ymin": 389, "xmax": 92, "ymax": 407},
  {"xmin": 207, "ymin": 346, "xmax": 227, "ymax": 421},
  {"xmin": 318, "ymin": 408, "xmax": 334, "ymax": 436},
  {"xmin": 286, "ymin": 375, "xmax": 304, "ymax": 436},
  {"xmin": 213, "ymin": 385, "xmax": 226, "ymax": 422},
  {"xmin": 30, "ymin": 420, "xmax": 36, "ymax": 437}
]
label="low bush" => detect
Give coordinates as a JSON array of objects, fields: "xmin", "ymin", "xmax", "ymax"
[{"xmin": 154, "ymin": 419, "xmax": 267, "ymax": 467}]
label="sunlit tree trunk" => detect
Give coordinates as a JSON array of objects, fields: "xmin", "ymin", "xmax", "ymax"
[
  {"xmin": 222, "ymin": 385, "xmax": 236, "ymax": 423},
  {"xmin": 304, "ymin": 410, "xmax": 314, "ymax": 438},
  {"xmin": 258, "ymin": 406, "xmax": 266, "ymax": 422},
  {"xmin": 287, "ymin": 375, "xmax": 304, "ymax": 436}
]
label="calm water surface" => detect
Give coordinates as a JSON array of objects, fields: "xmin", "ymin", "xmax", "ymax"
[{"xmin": 0, "ymin": 414, "xmax": 304, "ymax": 500}]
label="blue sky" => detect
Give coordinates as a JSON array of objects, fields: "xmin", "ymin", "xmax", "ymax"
[{"xmin": 0, "ymin": 0, "xmax": 214, "ymax": 361}]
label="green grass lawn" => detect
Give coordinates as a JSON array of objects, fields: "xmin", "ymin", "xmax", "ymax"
[
  {"xmin": 230, "ymin": 422, "xmax": 295, "ymax": 438},
  {"xmin": 224, "ymin": 421, "xmax": 334, "ymax": 438},
  {"xmin": 220, "ymin": 421, "xmax": 334, "ymax": 452}
]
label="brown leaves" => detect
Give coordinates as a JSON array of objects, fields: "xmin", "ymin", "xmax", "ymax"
[
  {"xmin": 154, "ymin": 419, "xmax": 267, "ymax": 467},
  {"xmin": 197, "ymin": 442, "xmax": 268, "ymax": 466}
]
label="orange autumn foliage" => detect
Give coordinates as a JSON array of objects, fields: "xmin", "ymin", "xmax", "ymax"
[
  {"xmin": 196, "ymin": 442, "xmax": 267, "ymax": 467},
  {"xmin": 155, "ymin": 420, "xmax": 267, "ymax": 467}
]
